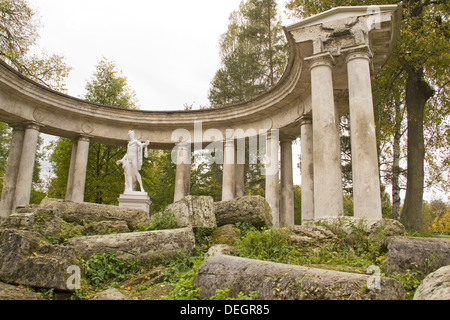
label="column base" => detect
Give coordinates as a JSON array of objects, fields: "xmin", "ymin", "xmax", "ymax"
[{"xmin": 118, "ymin": 192, "xmax": 151, "ymax": 213}]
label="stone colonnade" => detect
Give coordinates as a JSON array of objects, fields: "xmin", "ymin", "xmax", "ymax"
[
  {"xmin": 300, "ymin": 45, "xmax": 382, "ymax": 223},
  {"xmin": 171, "ymin": 131, "xmax": 297, "ymax": 227},
  {"xmin": 0, "ymin": 2, "xmax": 402, "ymax": 223},
  {"xmin": 171, "ymin": 46, "xmax": 382, "ymax": 226},
  {"xmin": 0, "ymin": 123, "xmax": 39, "ymax": 215},
  {"xmin": 0, "ymin": 130, "xmax": 92, "ymax": 215},
  {"xmin": 0, "ymin": 45, "xmax": 383, "ymax": 226},
  {"xmin": 173, "ymin": 45, "xmax": 381, "ymax": 226}
]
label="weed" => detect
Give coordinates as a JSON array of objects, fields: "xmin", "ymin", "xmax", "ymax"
[
  {"xmin": 234, "ymin": 226, "xmax": 376, "ymax": 269},
  {"xmin": 138, "ymin": 210, "xmax": 179, "ymax": 231},
  {"xmin": 234, "ymin": 227, "xmax": 298, "ymax": 263},
  {"xmin": 209, "ymin": 288, "xmax": 259, "ymax": 300},
  {"xmin": 235, "ymin": 221, "xmax": 256, "ymax": 236},
  {"xmin": 84, "ymin": 251, "xmax": 142, "ymax": 290},
  {"xmin": 391, "ymin": 269, "xmax": 423, "ymax": 299},
  {"xmin": 194, "ymin": 227, "xmax": 215, "ymax": 249},
  {"xmin": 163, "ymin": 256, "xmax": 204, "ymax": 300},
  {"xmin": 45, "ymin": 220, "xmax": 85, "ymax": 246}
]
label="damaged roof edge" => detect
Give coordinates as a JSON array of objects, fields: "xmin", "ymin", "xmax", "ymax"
[{"xmin": 285, "ymin": 4, "xmax": 401, "ymax": 31}]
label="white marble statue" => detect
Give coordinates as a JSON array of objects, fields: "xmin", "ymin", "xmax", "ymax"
[{"xmin": 117, "ymin": 130, "xmax": 150, "ymax": 194}]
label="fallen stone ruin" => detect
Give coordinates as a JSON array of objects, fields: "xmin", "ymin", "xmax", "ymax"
[
  {"xmin": 1, "ymin": 196, "xmax": 449, "ymax": 300},
  {"xmin": 194, "ymin": 255, "xmax": 407, "ymax": 300}
]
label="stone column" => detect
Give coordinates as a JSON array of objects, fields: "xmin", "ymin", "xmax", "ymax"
[
  {"xmin": 280, "ymin": 136, "xmax": 295, "ymax": 226},
  {"xmin": 222, "ymin": 139, "xmax": 236, "ymax": 201},
  {"xmin": 70, "ymin": 136, "xmax": 91, "ymax": 203},
  {"xmin": 343, "ymin": 45, "xmax": 382, "ymax": 220},
  {"xmin": 174, "ymin": 143, "xmax": 191, "ymax": 203},
  {"xmin": 65, "ymin": 139, "xmax": 78, "ymax": 201},
  {"xmin": 265, "ymin": 130, "xmax": 280, "ymax": 225},
  {"xmin": 299, "ymin": 116, "xmax": 314, "ymax": 224},
  {"xmin": 235, "ymin": 164, "xmax": 245, "ymax": 198},
  {"xmin": 13, "ymin": 123, "xmax": 41, "ymax": 210},
  {"xmin": 305, "ymin": 52, "xmax": 344, "ymax": 220},
  {"xmin": 0, "ymin": 126, "xmax": 25, "ymax": 217},
  {"xmin": 235, "ymin": 138, "xmax": 246, "ymax": 198}
]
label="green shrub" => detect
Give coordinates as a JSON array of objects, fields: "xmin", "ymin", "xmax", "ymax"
[
  {"xmin": 234, "ymin": 226, "xmax": 376, "ymax": 269},
  {"xmin": 234, "ymin": 227, "xmax": 298, "ymax": 263},
  {"xmin": 45, "ymin": 220, "xmax": 85, "ymax": 246},
  {"xmin": 391, "ymin": 269, "xmax": 423, "ymax": 299},
  {"xmin": 138, "ymin": 210, "xmax": 178, "ymax": 231},
  {"xmin": 163, "ymin": 255, "xmax": 204, "ymax": 300},
  {"xmin": 209, "ymin": 288, "xmax": 258, "ymax": 300},
  {"xmin": 85, "ymin": 251, "xmax": 141, "ymax": 290}
]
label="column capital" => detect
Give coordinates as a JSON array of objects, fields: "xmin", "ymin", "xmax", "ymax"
[
  {"xmin": 224, "ymin": 139, "xmax": 235, "ymax": 148},
  {"xmin": 280, "ymin": 134, "xmax": 296, "ymax": 143},
  {"xmin": 25, "ymin": 121, "xmax": 42, "ymax": 131},
  {"xmin": 304, "ymin": 51, "xmax": 335, "ymax": 69},
  {"xmin": 266, "ymin": 129, "xmax": 280, "ymax": 141},
  {"xmin": 77, "ymin": 135, "xmax": 92, "ymax": 143},
  {"xmin": 341, "ymin": 45, "xmax": 373, "ymax": 63},
  {"xmin": 298, "ymin": 115, "xmax": 313, "ymax": 126}
]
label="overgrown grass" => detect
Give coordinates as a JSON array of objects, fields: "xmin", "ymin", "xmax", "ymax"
[
  {"xmin": 69, "ymin": 219, "xmax": 429, "ymax": 300},
  {"xmin": 84, "ymin": 251, "xmax": 142, "ymax": 289},
  {"xmin": 390, "ymin": 269, "xmax": 423, "ymax": 300},
  {"xmin": 72, "ymin": 250, "xmax": 144, "ymax": 299},
  {"xmin": 234, "ymin": 226, "xmax": 378, "ymax": 269},
  {"xmin": 137, "ymin": 210, "xmax": 179, "ymax": 231}
]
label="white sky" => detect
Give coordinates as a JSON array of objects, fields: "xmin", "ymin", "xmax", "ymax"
[
  {"xmin": 30, "ymin": 0, "xmax": 296, "ymax": 111},
  {"xmin": 30, "ymin": 0, "xmax": 304, "ymax": 186}
]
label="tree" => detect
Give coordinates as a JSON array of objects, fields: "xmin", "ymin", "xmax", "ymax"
[
  {"xmin": 85, "ymin": 58, "xmax": 138, "ymax": 204},
  {"xmin": 208, "ymin": 0, "xmax": 287, "ymax": 108},
  {"xmin": 204, "ymin": 0, "xmax": 288, "ymax": 200},
  {"xmin": 285, "ymin": 0, "xmax": 449, "ymax": 232},
  {"xmin": 0, "ymin": 0, "xmax": 71, "ymax": 203},
  {"xmin": 0, "ymin": 0, "xmax": 71, "ymax": 91},
  {"xmin": 47, "ymin": 58, "xmax": 138, "ymax": 204},
  {"xmin": 142, "ymin": 150, "xmax": 176, "ymax": 213},
  {"xmin": 373, "ymin": 56, "xmax": 408, "ymax": 221}
]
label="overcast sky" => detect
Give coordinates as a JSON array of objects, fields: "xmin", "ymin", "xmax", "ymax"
[
  {"xmin": 30, "ymin": 0, "xmax": 296, "ymax": 111},
  {"xmin": 30, "ymin": 0, "xmax": 303, "ymax": 186}
]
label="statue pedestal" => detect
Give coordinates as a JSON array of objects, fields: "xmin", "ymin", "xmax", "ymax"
[{"xmin": 118, "ymin": 192, "xmax": 151, "ymax": 213}]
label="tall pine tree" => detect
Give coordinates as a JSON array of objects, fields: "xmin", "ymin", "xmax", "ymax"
[
  {"xmin": 208, "ymin": 0, "xmax": 287, "ymax": 108},
  {"xmin": 202, "ymin": 0, "xmax": 288, "ymax": 199}
]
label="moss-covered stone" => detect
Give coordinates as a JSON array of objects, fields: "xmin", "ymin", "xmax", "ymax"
[
  {"xmin": 210, "ymin": 224, "xmax": 241, "ymax": 246},
  {"xmin": 0, "ymin": 229, "xmax": 83, "ymax": 291},
  {"xmin": 194, "ymin": 255, "xmax": 407, "ymax": 300},
  {"xmin": 0, "ymin": 282, "xmax": 43, "ymax": 300}
]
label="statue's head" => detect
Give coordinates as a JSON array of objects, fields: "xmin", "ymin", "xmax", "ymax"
[{"xmin": 128, "ymin": 130, "xmax": 135, "ymax": 140}]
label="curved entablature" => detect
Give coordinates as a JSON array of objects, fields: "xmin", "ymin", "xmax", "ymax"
[{"xmin": 0, "ymin": 5, "xmax": 401, "ymax": 149}]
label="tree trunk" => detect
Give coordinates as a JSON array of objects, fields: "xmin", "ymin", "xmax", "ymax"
[
  {"xmin": 400, "ymin": 62, "xmax": 434, "ymax": 232},
  {"xmin": 392, "ymin": 102, "xmax": 402, "ymax": 221},
  {"xmin": 267, "ymin": 1, "xmax": 274, "ymax": 87}
]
